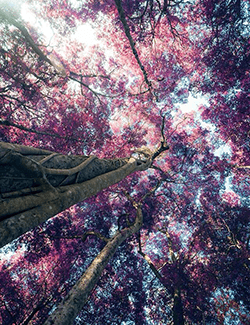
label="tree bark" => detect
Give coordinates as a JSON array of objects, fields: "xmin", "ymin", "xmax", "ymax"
[
  {"xmin": 43, "ymin": 206, "xmax": 143, "ymax": 325},
  {"xmin": 173, "ymin": 286, "xmax": 184, "ymax": 325},
  {"xmin": 0, "ymin": 142, "xmax": 149, "ymax": 248}
]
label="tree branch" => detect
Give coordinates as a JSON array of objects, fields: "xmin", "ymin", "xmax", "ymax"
[
  {"xmin": 81, "ymin": 231, "xmax": 109, "ymax": 243},
  {"xmin": 43, "ymin": 199, "xmax": 143, "ymax": 325},
  {"xmin": 0, "ymin": 9, "xmax": 52, "ymax": 65},
  {"xmin": 0, "ymin": 119, "xmax": 87, "ymax": 143},
  {"xmin": 114, "ymin": 0, "xmax": 152, "ymax": 89}
]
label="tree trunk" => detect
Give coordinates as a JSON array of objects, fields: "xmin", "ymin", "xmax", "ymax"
[
  {"xmin": 0, "ymin": 142, "xmax": 149, "ymax": 248},
  {"xmin": 44, "ymin": 206, "xmax": 143, "ymax": 325},
  {"xmin": 173, "ymin": 286, "xmax": 184, "ymax": 325}
]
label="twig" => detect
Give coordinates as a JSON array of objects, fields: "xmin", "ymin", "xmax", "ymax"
[{"xmin": 81, "ymin": 231, "xmax": 109, "ymax": 243}]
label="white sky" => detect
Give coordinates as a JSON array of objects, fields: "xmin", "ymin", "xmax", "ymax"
[
  {"xmin": 21, "ymin": 3, "xmax": 97, "ymax": 47},
  {"xmin": 179, "ymin": 93, "xmax": 207, "ymax": 113}
]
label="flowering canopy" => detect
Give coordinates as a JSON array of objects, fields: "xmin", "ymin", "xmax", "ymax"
[{"xmin": 0, "ymin": 0, "xmax": 249, "ymax": 324}]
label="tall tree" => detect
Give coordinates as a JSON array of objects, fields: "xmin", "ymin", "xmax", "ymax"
[{"xmin": 0, "ymin": 140, "xmax": 167, "ymax": 247}]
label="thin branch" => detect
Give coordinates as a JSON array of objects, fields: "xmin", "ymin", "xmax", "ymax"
[
  {"xmin": 151, "ymin": 141, "xmax": 169, "ymax": 161},
  {"xmin": 151, "ymin": 165, "xmax": 172, "ymax": 179},
  {"xmin": 69, "ymin": 74, "xmax": 124, "ymax": 99},
  {"xmin": 233, "ymin": 165, "xmax": 250, "ymax": 169},
  {"xmin": 167, "ymin": 117, "xmax": 188, "ymax": 140},
  {"xmin": 137, "ymin": 230, "xmax": 163, "ymax": 281},
  {"xmin": 160, "ymin": 114, "xmax": 166, "ymax": 143},
  {"xmin": 128, "ymin": 89, "xmax": 151, "ymax": 96},
  {"xmin": 68, "ymin": 75, "xmax": 103, "ymax": 102},
  {"xmin": 158, "ymin": 227, "xmax": 177, "ymax": 262},
  {"xmin": 40, "ymin": 153, "xmax": 59, "ymax": 165},
  {"xmin": 128, "ymin": 0, "xmax": 149, "ymax": 20},
  {"xmin": 138, "ymin": 250, "xmax": 163, "ymax": 280},
  {"xmin": 0, "ymin": 119, "xmax": 87, "ymax": 143},
  {"xmin": 81, "ymin": 231, "xmax": 109, "ymax": 243},
  {"xmin": 118, "ymin": 213, "xmax": 131, "ymax": 230},
  {"xmin": 1, "ymin": 298, "xmax": 16, "ymax": 325},
  {"xmin": 114, "ymin": 0, "xmax": 152, "ymax": 89},
  {"xmin": 142, "ymin": 180, "xmax": 162, "ymax": 201},
  {"xmin": 21, "ymin": 298, "xmax": 51, "ymax": 325},
  {"xmin": 0, "ymin": 10, "xmax": 52, "ymax": 65},
  {"xmin": 151, "ymin": 115, "xmax": 169, "ymax": 161},
  {"xmin": 69, "ymin": 71, "xmax": 111, "ymax": 80}
]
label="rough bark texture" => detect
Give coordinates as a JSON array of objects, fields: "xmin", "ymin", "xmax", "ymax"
[
  {"xmin": 44, "ymin": 207, "xmax": 143, "ymax": 325},
  {"xmin": 0, "ymin": 142, "xmax": 149, "ymax": 248},
  {"xmin": 0, "ymin": 142, "xmax": 128, "ymax": 194}
]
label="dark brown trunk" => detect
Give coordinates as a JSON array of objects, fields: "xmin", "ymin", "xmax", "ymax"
[{"xmin": 173, "ymin": 286, "xmax": 184, "ymax": 325}]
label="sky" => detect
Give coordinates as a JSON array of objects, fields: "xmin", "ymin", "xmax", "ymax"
[{"xmin": 21, "ymin": 2, "xmax": 98, "ymax": 47}]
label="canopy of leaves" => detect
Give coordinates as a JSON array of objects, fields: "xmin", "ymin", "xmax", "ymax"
[{"xmin": 0, "ymin": 0, "xmax": 249, "ymax": 324}]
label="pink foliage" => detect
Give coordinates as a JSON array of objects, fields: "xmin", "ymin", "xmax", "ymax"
[
  {"xmin": 0, "ymin": 0, "xmax": 249, "ymax": 324},
  {"xmin": 221, "ymin": 191, "xmax": 241, "ymax": 207}
]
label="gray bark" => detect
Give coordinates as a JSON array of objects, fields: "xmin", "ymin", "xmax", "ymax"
[
  {"xmin": 0, "ymin": 142, "xmax": 150, "ymax": 248},
  {"xmin": 43, "ymin": 205, "xmax": 143, "ymax": 325}
]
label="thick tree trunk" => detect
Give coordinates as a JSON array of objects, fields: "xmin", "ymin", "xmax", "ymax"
[
  {"xmin": 0, "ymin": 142, "xmax": 149, "ymax": 248},
  {"xmin": 44, "ymin": 206, "xmax": 143, "ymax": 325}
]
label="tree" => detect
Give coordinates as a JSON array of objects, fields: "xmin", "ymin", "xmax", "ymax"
[
  {"xmin": 0, "ymin": 0, "xmax": 249, "ymax": 324},
  {"xmin": 43, "ymin": 196, "xmax": 149, "ymax": 325},
  {"xmin": 0, "ymin": 140, "xmax": 168, "ymax": 248}
]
